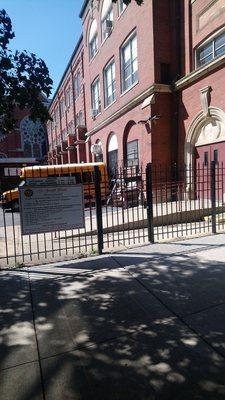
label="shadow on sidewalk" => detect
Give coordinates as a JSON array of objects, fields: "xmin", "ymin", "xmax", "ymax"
[{"xmin": 1, "ymin": 251, "xmax": 225, "ymax": 399}]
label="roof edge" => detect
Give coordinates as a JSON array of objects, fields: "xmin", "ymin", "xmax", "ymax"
[
  {"xmin": 50, "ymin": 34, "xmax": 83, "ymax": 108},
  {"xmin": 79, "ymin": 0, "xmax": 90, "ymax": 18}
]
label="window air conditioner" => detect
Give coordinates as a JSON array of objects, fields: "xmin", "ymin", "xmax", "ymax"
[{"xmin": 104, "ymin": 19, "xmax": 113, "ymax": 35}]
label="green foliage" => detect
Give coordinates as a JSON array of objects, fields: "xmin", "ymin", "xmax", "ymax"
[{"xmin": 0, "ymin": 9, "xmax": 52, "ymax": 133}]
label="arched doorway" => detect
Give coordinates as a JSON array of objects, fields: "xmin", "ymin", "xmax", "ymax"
[
  {"xmin": 123, "ymin": 121, "xmax": 141, "ymax": 168},
  {"xmin": 107, "ymin": 132, "xmax": 118, "ymax": 175},
  {"xmin": 185, "ymin": 107, "xmax": 225, "ymax": 197}
]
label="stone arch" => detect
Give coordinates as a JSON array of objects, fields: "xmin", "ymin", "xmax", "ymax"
[
  {"xmin": 185, "ymin": 107, "xmax": 225, "ymax": 169},
  {"xmin": 185, "ymin": 107, "xmax": 225, "ymax": 197}
]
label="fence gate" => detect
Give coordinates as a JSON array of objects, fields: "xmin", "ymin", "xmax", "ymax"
[{"xmin": 1, "ymin": 162, "xmax": 225, "ymax": 267}]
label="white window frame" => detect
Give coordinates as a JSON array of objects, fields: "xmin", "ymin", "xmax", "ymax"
[
  {"xmin": 89, "ymin": 34, "xmax": 98, "ymax": 60},
  {"xmin": 104, "ymin": 59, "xmax": 116, "ymax": 107},
  {"xmin": 91, "ymin": 78, "xmax": 101, "ymax": 116},
  {"xmin": 121, "ymin": 32, "xmax": 138, "ymax": 93},
  {"xmin": 196, "ymin": 28, "xmax": 225, "ymax": 68}
]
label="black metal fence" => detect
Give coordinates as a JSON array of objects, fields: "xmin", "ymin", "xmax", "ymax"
[{"xmin": 1, "ymin": 161, "xmax": 225, "ymax": 267}]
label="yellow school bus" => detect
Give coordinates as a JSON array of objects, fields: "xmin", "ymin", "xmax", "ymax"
[{"xmin": 0, "ymin": 162, "xmax": 109, "ymax": 211}]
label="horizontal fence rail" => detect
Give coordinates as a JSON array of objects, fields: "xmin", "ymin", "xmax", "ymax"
[{"xmin": 1, "ymin": 162, "xmax": 225, "ymax": 267}]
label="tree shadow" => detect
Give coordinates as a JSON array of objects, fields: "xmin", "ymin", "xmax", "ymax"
[{"xmin": 1, "ymin": 250, "xmax": 225, "ymax": 399}]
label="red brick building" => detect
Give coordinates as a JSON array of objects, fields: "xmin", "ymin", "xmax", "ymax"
[{"xmin": 47, "ymin": 0, "xmax": 225, "ymax": 182}]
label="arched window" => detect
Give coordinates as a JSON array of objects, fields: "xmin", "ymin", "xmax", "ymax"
[
  {"xmin": 89, "ymin": 19, "xmax": 98, "ymax": 60},
  {"xmin": 95, "ymin": 140, "xmax": 103, "ymax": 162},
  {"xmin": 107, "ymin": 132, "xmax": 118, "ymax": 175},
  {"xmin": 20, "ymin": 116, "xmax": 47, "ymax": 159},
  {"xmin": 101, "ymin": 0, "xmax": 113, "ymax": 42}
]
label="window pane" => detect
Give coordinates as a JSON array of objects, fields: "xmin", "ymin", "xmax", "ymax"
[
  {"xmin": 123, "ymin": 44, "xmax": 131, "ymax": 63},
  {"xmin": 122, "ymin": 34, "xmax": 138, "ymax": 91},
  {"xmin": 199, "ymin": 42, "xmax": 213, "ymax": 60},
  {"xmin": 215, "ymin": 33, "xmax": 225, "ymax": 50},
  {"xmin": 124, "ymin": 64, "xmax": 132, "ymax": 79},
  {"xmin": 215, "ymin": 45, "xmax": 225, "ymax": 57},
  {"xmin": 92, "ymin": 79, "xmax": 100, "ymax": 112},
  {"xmin": 199, "ymin": 54, "xmax": 213, "ymax": 66},
  {"xmin": 104, "ymin": 61, "xmax": 116, "ymax": 106},
  {"xmin": 132, "ymin": 58, "xmax": 138, "ymax": 73},
  {"xmin": 127, "ymin": 140, "xmax": 139, "ymax": 166}
]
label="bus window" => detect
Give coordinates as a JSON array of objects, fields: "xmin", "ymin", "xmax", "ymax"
[{"xmin": 82, "ymin": 172, "xmax": 94, "ymax": 183}]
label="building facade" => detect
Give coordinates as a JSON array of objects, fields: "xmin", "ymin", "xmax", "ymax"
[
  {"xmin": 0, "ymin": 99, "xmax": 49, "ymax": 191},
  {"xmin": 47, "ymin": 0, "xmax": 225, "ymax": 179}
]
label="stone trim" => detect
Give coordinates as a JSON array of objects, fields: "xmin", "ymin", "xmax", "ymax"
[
  {"xmin": 175, "ymin": 54, "xmax": 225, "ymax": 90},
  {"xmin": 86, "ymin": 84, "xmax": 171, "ymax": 137}
]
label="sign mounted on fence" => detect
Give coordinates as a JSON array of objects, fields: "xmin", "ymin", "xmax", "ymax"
[{"xmin": 19, "ymin": 177, "xmax": 85, "ymax": 235}]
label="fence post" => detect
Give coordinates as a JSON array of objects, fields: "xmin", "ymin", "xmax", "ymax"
[
  {"xmin": 210, "ymin": 160, "xmax": 216, "ymax": 234},
  {"xmin": 94, "ymin": 166, "xmax": 104, "ymax": 254},
  {"xmin": 146, "ymin": 163, "xmax": 154, "ymax": 243}
]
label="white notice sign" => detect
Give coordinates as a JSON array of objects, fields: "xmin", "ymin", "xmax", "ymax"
[{"xmin": 19, "ymin": 183, "xmax": 85, "ymax": 235}]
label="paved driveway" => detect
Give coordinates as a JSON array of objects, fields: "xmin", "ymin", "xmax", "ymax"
[{"xmin": 1, "ymin": 234, "xmax": 225, "ymax": 399}]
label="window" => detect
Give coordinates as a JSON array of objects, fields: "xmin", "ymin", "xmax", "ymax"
[
  {"xmin": 60, "ymin": 99, "xmax": 65, "ymax": 117},
  {"xmin": 74, "ymin": 71, "xmax": 81, "ymax": 99},
  {"xmin": 76, "ymin": 111, "xmax": 83, "ymax": 126},
  {"xmin": 204, "ymin": 151, "xmax": 208, "ymax": 166},
  {"xmin": 89, "ymin": 19, "xmax": 98, "ymax": 60},
  {"xmin": 118, "ymin": 0, "xmax": 127, "ymax": 14},
  {"xmin": 102, "ymin": 6, "xmax": 113, "ymax": 41},
  {"xmin": 91, "ymin": 78, "xmax": 101, "ymax": 117},
  {"xmin": 104, "ymin": 60, "xmax": 116, "ymax": 106},
  {"xmin": 101, "ymin": 0, "xmax": 114, "ymax": 42},
  {"xmin": 121, "ymin": 33, "xmax": 138, "ymax": 92},
  {"xmin": 62, "ymin": 129, "xmax": 67, "ymax": 141},
  {"xmin": 66, "ymin": 88, "xmax": 71, "ymax": 109},
  {"xmin": 54, "ymin": 107, "xmax": 59, "ymax": 126},
  {"xmin": 90, "ymin": 34, "xmax": 98, "ymax": 60},
  {"xmin": 196, "ymin": 30, "xmax": 225, "ymax": 67},
  {"xmin": 21, "ymin": 116, "xmax": 46, "ymax": 159},
  {"xmin": 127, "ymin": 140, "xmax": 139, "ymax": 166},
  {"xmin": 214, "ymin": 149, "xmax": 219, "ymax": 164},
  {"xmin": 67, "ymin": 121, "xmax": 74, "ymax": 136}
]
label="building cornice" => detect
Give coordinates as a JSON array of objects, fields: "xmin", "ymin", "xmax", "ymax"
[
  {"xmin": 175, "ymin": 54, "xmax": 225, "ymax": 90},
  {"xmin": 50, "ymin": 35, "xmax": 83, "ymax": 109},
  {"xmin": 86, "ymin": 84, "xmax": 171, "ymax": 137}
]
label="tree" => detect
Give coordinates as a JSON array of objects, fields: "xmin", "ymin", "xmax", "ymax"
[
  {"xmin": 112, "ymin": 0, "xmax": 144, "ymax": 5},
  {"xmin": 0, "ymin": 9, "xmax": 52, "ymax": 133}
]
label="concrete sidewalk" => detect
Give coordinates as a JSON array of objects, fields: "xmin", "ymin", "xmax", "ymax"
[{"xmin": 1, "ymin": 234, "xmax": 225, "ymax": 399}]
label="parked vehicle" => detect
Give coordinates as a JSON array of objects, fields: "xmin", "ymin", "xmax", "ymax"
[{"xmin": 0, "ymin": 162, "xmax": 109, "ymax": 211}]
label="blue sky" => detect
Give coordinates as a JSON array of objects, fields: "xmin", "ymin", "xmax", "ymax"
[{"xmin": 1, "ymin": 0, "xmax": 84, "ymax": 95}]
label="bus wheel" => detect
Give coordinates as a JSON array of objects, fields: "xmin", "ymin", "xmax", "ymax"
[{"xmin": 11, "ymin": 201, "xmax": 19, "ymax": 212}]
